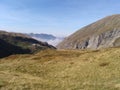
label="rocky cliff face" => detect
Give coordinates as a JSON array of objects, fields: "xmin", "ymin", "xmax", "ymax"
[
  {"xmin": 88, "ymin": 29, "xmax": 120, "ymax": 49},
  {"xmin": 73, "ymin": 29, "xmax": 120, "ymax": 49},
  {"xmin": 57, "ymin": 14, "xmax": 120, "ymax": 49}
]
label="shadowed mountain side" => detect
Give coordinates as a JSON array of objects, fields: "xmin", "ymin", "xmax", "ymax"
[
  {"xmin": 0, "ymin": 39, "xmax": 30, "ymax": 58},
  {"xmin": 0, "ymin": 31, "xmax": 56, "ymax": 58}
]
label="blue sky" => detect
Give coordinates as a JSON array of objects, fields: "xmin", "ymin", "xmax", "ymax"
[{"xmin": 0, "ymin": 0, "xmax": 120, "ymax": 36}]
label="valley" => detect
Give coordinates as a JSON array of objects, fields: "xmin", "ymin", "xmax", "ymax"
[{"xmin": 0, "ymin": 0, "xmax": 120, "ymax": 90}]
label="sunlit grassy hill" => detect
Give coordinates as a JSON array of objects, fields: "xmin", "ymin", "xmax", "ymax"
[{"xmin": 0, "ymin": 47, "xmax": 120, "ymax": 90}]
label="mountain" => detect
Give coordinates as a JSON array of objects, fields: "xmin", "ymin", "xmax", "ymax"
[
  {"xmin": 0, "ymin": 30, "xmax": 55, "ymax": 58},
  {"xmin": 28, "ymin": 33, "xmax": 56, "ymax": 40},
  {"xmin": 57, "ymin": 14, "xmax": 120, "ymax": 49},
  {"xmin": 28, "ymin": 33, "xmax": 64, "ymax": 46}
]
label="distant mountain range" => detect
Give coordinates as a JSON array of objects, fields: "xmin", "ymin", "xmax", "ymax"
[
  {"xmin": 57, "ymin": 14, "xmax": 120, "ymax": 49},
  {"xmin": 28, "ymin": 33, "xmax": 56, "ymax": 40},
  {"xmin": 27, "ymin": 33, "xmax": 64, "ymax": 46},
  {"xmin": 0, "ymin": 31, "xmax": 55, "ymax": 58}
]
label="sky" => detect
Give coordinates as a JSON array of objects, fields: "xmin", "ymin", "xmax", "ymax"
[{"xmin": 0, "ymin": 0, "xmax": 120, "ymax": 36}]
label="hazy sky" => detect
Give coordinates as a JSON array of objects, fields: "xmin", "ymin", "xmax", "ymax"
[{"xmin": 0, "ymin": 0, "xmax": 120, "ymax": 36}]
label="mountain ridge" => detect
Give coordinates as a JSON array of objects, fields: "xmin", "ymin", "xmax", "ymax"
[{"xmin": 28, "ymin": 33, "xmax": 56, "ymax": 40}]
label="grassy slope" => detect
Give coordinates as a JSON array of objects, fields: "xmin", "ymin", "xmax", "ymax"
[{"xmin": 0, "ymin": 48, "xmax": 120, "ymax": 90}]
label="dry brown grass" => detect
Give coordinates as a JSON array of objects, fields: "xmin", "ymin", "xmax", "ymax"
[{"xmin": 0, "ymin": 47, "xmax": 120, "ymax": 90}]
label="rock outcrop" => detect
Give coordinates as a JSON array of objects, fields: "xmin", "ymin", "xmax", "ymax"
[{"xmin": 57, "ymin": 14, "xmax": 120, "ymax": 49}]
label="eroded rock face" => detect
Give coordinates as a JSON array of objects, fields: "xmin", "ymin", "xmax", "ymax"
[
  {"xmin": 62, "ymin": 29, "xmax": 120, "ymax": 49},
  {"xmin": 60, "ymin": 29, "xmax": 120, "ymax": 50},
  {"xmin": 81, "ymin": 29, "xmax": 120, "ymax": 49}
]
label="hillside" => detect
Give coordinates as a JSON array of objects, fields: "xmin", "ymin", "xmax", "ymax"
[
  {"xmin": 57, "ymin": 14, "xmax": 120, "ymax": 49},
  {"xmin": 0, "ymin": 31, "xmax": 55, "ymax": 58},
  {"xmin": 0, "ymin": 47, "xmax": 120, "ymax": 90}
]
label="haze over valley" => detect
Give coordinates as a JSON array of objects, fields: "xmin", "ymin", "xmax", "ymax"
[{"xmin": 27, "ymin": 33, "xmax": 64, "ymax": 46}]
